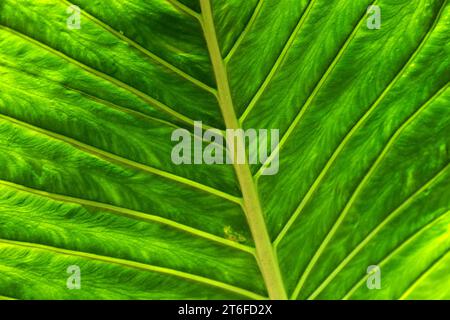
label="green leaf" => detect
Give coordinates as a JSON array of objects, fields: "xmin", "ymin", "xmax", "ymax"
[{"xmin": 0, "ymin": 0, "xmax": 449, "ymax": 300}]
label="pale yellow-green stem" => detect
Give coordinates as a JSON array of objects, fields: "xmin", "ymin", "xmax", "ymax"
[{"xmin": 199, "ymin": 0, "xmax": 287, "ymax": 300}]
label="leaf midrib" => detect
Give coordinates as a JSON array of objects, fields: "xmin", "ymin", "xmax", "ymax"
[{"xmin": 199, "ymin": 0, "xmax": 287, "ymax": 300}]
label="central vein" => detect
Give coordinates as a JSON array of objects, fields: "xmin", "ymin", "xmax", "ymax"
[{"xmin": 199, "ymin": 0, "xmax": 287, "ymax": 300}]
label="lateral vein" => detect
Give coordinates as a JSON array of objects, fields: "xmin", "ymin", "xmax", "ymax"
[
  {"xmin": 0, "ymin": 25, "xmax": 205, "ymax": 129},
  {"xmin": 0, "ymin": 179, "xmax": 253, "ymax": 255},
  {"xmin": 0, "ymin": 113, "xmax": 241, "ymax": 204},
  {"xmin": 273, "ymin": 0, "xmax": 448, "ymax": 247},
  {"xmin": 60, "ymin": 0, "xmax": 214, "ymax": 94},
  {"xmin": 224, "ymin": 0, "xmax": 265, "ymax": 63},
  {"xmin": 0, "ymin": 73, "xmax": 226, "ymax": 149},
  {"xmin": 0, "ymin": 238, "xmax": 265, "ymax": 300},
  {"xmin": 307, "ymin": 164, "xmax": 450, "ymax": 299},
  {"xmin": 342, "ymin": 211, "xmax": 450, "ymax": 300},
  {"xmin": 239, "ymin": 0, "xmax": 317, "ymax": 123},
  {"xmin": 0, "ymin": 74, "xmax": 176, "ymax": 130},
  {"xmin": 255, "ymin": 0, "xmax": 379, "ymax": 179},
  {"xmin": 290, "ymin": 84, "xmax": 449, "ymax": 299},
  {"xmin": 165, "ymin": 0, "xmax": 201, "ymax": 20},
  {"xmin": 398, "ymin": 250, "xmax": 450, "ymax": 300}
]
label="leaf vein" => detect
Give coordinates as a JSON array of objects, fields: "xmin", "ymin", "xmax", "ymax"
[
  {"xmin": 255, "ymin": 0, "xmax": 379, "ymax": 178},
  {"xmin": 165, "ymin": 0, "xmax": 201, "ymax": 20},
  {"xmin": 239, "ymin": 0, "xmax": 317, "ymax": 123},
  {"xmin": 0, "ymin": 25, "xmax": 208, "ymax": 129},
  {"xmin": 342, "ymin": 211, "xmax": 450, "ymax": 300},
  {"xmin": 0, "ymin": 113, "xmax": 241, "ymax": 204},
  {"xmin": 398, "ymin": 250, "xmax": 450, "ymax": 300},
  {"xmin": 290, "ymin": 83, "xmax": 449, "ymax": 299},
  {"xmin": 0, "ymin": 180, "xmax": 253, "ymax": 255},
  {"xmin": 60, "ymin": 0, "xmax": 214, "ymax": 93},
  {"xmin": 0, "ymin": 238, "xmax": 265, "ymax": 300},
  {"xmin": 273, "ymin": 0, "xmax": 448, "ymax": 246},
  {"xmin": 307, "ymin": 164, "xmax": 450, "ymax": 299},
  {"xmin": 224, "ymin": 0, "xmax": 265, "ymax": 63}
]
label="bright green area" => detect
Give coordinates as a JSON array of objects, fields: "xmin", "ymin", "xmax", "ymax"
[{"xmin": 0, "ymin": 0, "xmax": 448, "ymax": 299}]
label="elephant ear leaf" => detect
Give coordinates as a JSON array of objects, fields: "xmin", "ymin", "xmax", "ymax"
[{"xmin": 0, "ymin": 0, "xmax": 449, "ymax": 300}]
